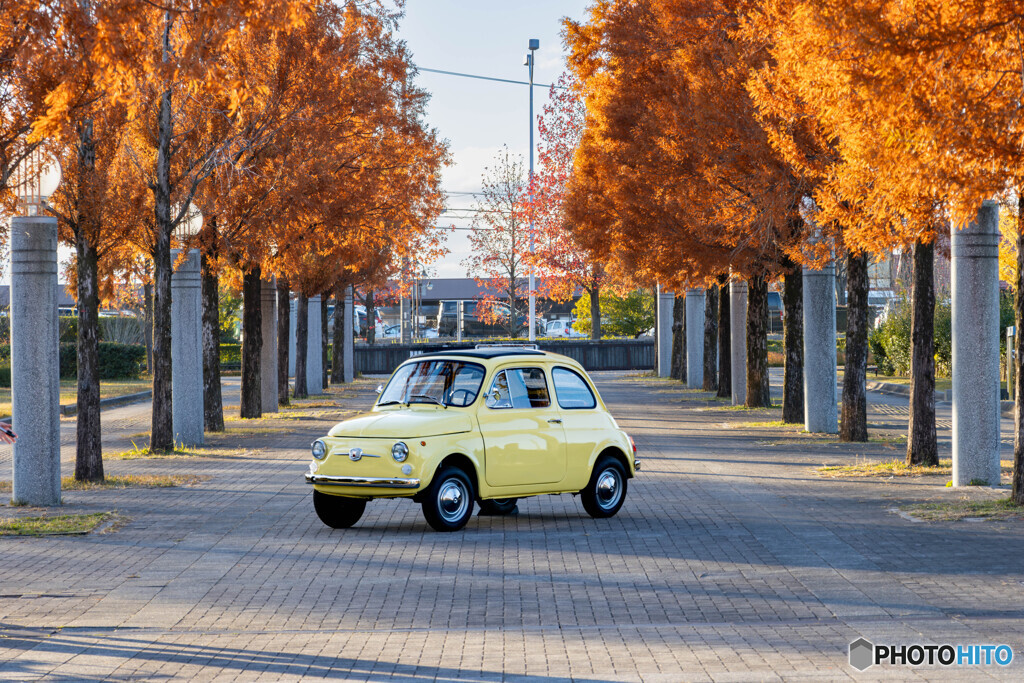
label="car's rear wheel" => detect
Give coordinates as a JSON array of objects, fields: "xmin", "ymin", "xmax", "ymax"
[
  {"xmin": 478, "ymin": 498, "xmax": 518, "ymax": 516},
  {"xmin": 581, "ymin": 456, "xmax": 627, "ymax": 519},
  {"xmin": 313, "ymin": 490, "xmax": 367, "ymax": 529},
  {"xmin": 422, "ymin": 465, "xmax": 475, "ymax": 531}
]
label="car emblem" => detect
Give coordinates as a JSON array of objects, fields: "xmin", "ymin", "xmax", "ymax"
[{"xmin": 349, "ymin": 447, "xmax": 363, "ymax": 461}]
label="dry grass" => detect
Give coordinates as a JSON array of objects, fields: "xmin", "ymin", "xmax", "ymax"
[
  {"xmin": 733, "ymin": 420, "xmax": 799, "ymax": 429},
  {"xmin": 109, "ymin": 443, "xmax": 251, "ymax": 460},
  {"xmin": 900, "ymin": 497, "xmax": 1023, "ymax": 522},
  {"xmin": 0, "ymin": 474, "xmax": 207, "ymax": 493},
  {"xmin": 817, "ymin": 458, "xmax": 1014, "ymax": 478},
  {"xmin": 0, "ymin": 511, "xmax": 119, "ymax": 536}
]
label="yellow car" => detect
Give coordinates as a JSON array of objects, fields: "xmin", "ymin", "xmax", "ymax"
[{"xmin": 305, "ymin": 345, "xmax": 640, "ymax": 531}]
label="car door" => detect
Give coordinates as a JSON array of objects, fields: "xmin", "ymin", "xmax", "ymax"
[
  {"xmin": 478, "ymin": 366, "xmax": 567, "ymax": 488},
  {"xmin": 551, "ymin": 366, "xmax": 608, "ymax": 483}
]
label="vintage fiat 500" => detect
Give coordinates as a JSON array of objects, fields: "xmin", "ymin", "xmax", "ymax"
[{"xmin": 304, "ymin": 346, "xmax": 640, "ymax": 531}]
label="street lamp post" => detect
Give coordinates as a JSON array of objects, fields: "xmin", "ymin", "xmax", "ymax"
[{"xmin": 525, "ymin": 38, "xmax": 539, "ymax": 341}]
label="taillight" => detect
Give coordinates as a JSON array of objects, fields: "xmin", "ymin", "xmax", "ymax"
[{"xmin": 628, "ymin": 435, "xmax": 637, "ymax": 454}]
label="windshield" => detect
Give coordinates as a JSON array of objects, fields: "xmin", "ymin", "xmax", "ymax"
[{"xmin": 378, "ymin": 359, "xmax": 486, "ymax": 407}]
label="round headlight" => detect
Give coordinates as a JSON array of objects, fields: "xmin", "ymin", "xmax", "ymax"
[
  {"xmin": 311, "ymin": 439, "xmax": 327, "ymax": 460},
  {"xmin": 392, "ymin": 441, "xmax": 409, "ymax": 462}
]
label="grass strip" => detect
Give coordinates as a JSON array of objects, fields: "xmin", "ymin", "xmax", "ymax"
[
  {"xmin": 817, "ymin": 459, "xmax": 1014, "ymax": 478},
  {"xmin": 110, "ymin": 443, "xmax": 250, "ymax": 460},
  {"xmin": 0, "ymin": 474, "xmax": 207, "ymax": 493},
  {"xmin": 901, "ymin": 498, "xmax": 1024, "ymax": 522},
  {"xmin": 0, "ymin": 511, "xmax": 118, "ymax": 536}
]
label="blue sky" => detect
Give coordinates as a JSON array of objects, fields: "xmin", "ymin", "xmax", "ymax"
[{"xmin": 397, "ymin": 0, "xmax": 590, "ymax": 279}]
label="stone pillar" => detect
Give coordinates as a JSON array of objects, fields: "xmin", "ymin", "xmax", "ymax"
[
  {"xmin": 802, "ymin": 260, "xmax": 838, "ymax": 433},
  {"xmin": 10, "ymin": 216, "xmax": 60, "ymax": 506},
  {"xmin": 171, "ymin": 249, "xmax": 203, "ymax": 446},
  {"xmin": 686, "ymin": 288, "xmax": 705, "ymax": 389},
  {"xmin": 952, "ymin": 200, "xmax": 1001, "ymax": 487},
  {"xmin": 400, "ymin": 297, "xmax": 412, "ymax": 343},
  {"xmin": 343, "ymin": 286, "xmax": 355, "ymax": 383},
  {"xmin": 306, "ymin": 295, "xmax": 323, "ymax": 396},
  {"xmin": 288, "ymin": 299, "xmax": 297, "ymax": 376},
  {"xmin": 260, "ymin": 277, "xmax": 278, "ymax": 414},
  {"xmin": 657, "ymin": 286, "xmax": 674, "ymax": 377},
  {"xmin": 729, "ymin": 278, "xmax": 748, "ymax": 405}
]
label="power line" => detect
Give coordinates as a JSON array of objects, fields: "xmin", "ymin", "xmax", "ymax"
[{"xmin": 416, "ymin": 66, "xmax": 568, "ymax": 90}]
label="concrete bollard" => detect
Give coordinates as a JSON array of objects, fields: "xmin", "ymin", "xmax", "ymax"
[
  {"xmin": 730, "ymin": 278, "xmax": 748, "ymax": 405},
  {"xmin": 657, "ymin": 286, "xmax": 674, "ymax": 377},
  {"xmin": 307, "ymin": 295, "xmax": 323, "ymax": 395},
  {"xmin": 10, "ymin": 216, "xmax": 60, "ymax": 506},
  {"xmin": 260, "ymin": 277, "xmax": 278, "ymax": 413},
  {"xmin": 802, "ymin": 260, "xmax": 838, "ymax": 433},
  {"xmin": 288, "ymin": 299, "xmax": 296, "ymax": 376},
  {"xmin": 686, "ymin": 288, "xmax": 705, "ymax": 389},
  {"xmin": 952, "ymin": 200, "xmax": 1001, "ymax": 487},
  {"xmin": 171, "ymin": 249, "xmax": 204, "ymax": 447},
  {"xmin": 343, "ymin": 286, "xmax": 355, "ymax": 383}
]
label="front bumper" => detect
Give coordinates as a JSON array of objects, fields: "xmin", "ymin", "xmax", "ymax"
[{"xmin": 305, "ymin": 473, "xmax": 421, "ymax": 489}]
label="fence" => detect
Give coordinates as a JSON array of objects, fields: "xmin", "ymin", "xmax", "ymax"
[{"xmin": 355, "ymin": 339, "xmax": 655, "ymax": 375}]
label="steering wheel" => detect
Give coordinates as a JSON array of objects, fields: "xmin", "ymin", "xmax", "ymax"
[{"xmin": 448, "ymin": 388, "xmax": 474, "ymax": 406}]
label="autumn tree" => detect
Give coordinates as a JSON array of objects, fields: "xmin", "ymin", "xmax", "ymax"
[{"xmin": 464, "ymin": 146, "xmax": 532, "ymax": 338}]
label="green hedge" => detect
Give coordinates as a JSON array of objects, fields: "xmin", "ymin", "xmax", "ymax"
[
  {"xmin": 0, "ymin": 365, "xmax": 9, "ymax": 388},
  {"xmin": 869, "ymin": 299, "xmax": 960, "ymax": 377},
  {"xmin": 58, "ymin": 343, "xmax": 147, "ymax": 380},
  {"xmin": 220, "ymin": 344, "xmax": 242, "ymax": 366}
]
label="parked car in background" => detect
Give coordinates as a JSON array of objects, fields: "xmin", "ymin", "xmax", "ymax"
[
  {"xmin": 545, "ymin": 318, "xmax": 585, "ymax": 338},
  {"xmin": 305, "ymin": 345, "xmax": 640, "ymax": 531},
  {"xmin": 767, "ymin": 291, "xmax": 784, "ymax": 333},
  {"xmin": 437, "ymin": 300, "xmax": 542, "ymax": 338}
]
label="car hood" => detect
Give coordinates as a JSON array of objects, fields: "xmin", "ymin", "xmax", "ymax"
[{"xmin": 327, "ymin": 409, "xmax": 473, "ymax": 438}]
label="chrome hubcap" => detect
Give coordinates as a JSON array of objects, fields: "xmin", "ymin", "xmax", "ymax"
[
  {"xmin": 596, "ymin": 469, "xmax": 621, "ymax": 509},
  {"xmin": 438, "ymin": 479, "xmax": 468, "ymax": 522}
]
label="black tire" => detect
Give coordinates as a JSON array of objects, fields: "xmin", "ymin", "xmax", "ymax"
[
  {"xmin": 478, "ymin": 498, "xmax": 518, "ymax": 516},
  {"xmin": 581, "ymin": 456, "xmax": 627, "ymax": 519},
  {"xmin": 422, "ymin": 465, "xmax": 475, "ymax": 532},
  {"xmin": 313, "ymin": 490, "xmax": 367, "ymax": 529}
]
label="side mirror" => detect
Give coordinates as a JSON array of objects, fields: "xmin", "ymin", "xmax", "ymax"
[
  {"xmin": 490, "ymin": 387, "xmax": 502, "ymax": 402},
  {"xmin": 376, "ymin": 384, "xmax": 384, "ymax": 395}
]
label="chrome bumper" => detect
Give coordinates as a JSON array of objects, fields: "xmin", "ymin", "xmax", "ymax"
[
  {"xmin": 633, "ymin": 459, "xmax": 641, "ymax": 472},
  {"xmin": 305, "ymin": 473, "xmax": 421, "ymax": 489}
]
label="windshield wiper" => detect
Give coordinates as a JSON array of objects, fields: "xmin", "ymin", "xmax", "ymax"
[
  {"xmin": 376, "ymin": 400, "xmax": 402, "ymax": 406},
  {"xmin": 408, "ymin": 394, "xmax": 445, "ymax": 408}
]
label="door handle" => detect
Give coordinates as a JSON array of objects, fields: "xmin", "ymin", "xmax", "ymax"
[{"xmin": 547, "ymin": 418, "xmax": 562, "ymax": 424}]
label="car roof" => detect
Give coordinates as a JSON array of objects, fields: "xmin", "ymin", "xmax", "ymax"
[{"xmin": 417, "ymin": 348, "xmax": 547, "ymax": 360}]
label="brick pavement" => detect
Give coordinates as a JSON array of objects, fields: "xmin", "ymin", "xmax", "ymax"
[{"xmin": 0, "ymin": 374, "xmax": 1022, "ymax": 681}]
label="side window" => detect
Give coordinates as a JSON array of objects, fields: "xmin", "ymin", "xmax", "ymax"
[
  {"xmin": 552, "ymin": 367, "xmax": 597, "ymax": 409},
  {"xmin": 485, "ymin": 368, "xmax": 550, "ymax": 409}
]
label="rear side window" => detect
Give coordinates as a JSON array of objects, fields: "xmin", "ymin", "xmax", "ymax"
[
  {"xmin": 486, "ymin": 368, "xmax": 551, "ymax": 409},
  {"xmin": 552, "ymin": 368, "xmax": 597, "ymax": 409}
]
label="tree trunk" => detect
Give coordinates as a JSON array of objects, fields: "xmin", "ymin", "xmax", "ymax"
[
  {"xmin": 143, "ymin": 280, "xmax": 153, "ymax": 374},
  {"xmin": 277, "ymin": 276, "xmax": 290, "ymax": 406},
  {"xmin": 294, "ymin": 293, "xmax": 308, "ymax": 399},
  {"xmin": 841, "ymin": 250, "xmax": 869, "ymax": 441},
  {"xmin": 590, "ymin": 285, "xmax": 602, "ymax": 340},
  {"xmin": 717, "ymin": 280, "xmax": 731, "ymax": 399},
  {"xmin": 907, "ymin": 240, "xmax": 938, "ymax": 465},
  {"xmin": 332, "ymin": 284, "xmax": 344, "ymax": 384},
  {"xmin": 670, "ymin": 294, "xmax": 685, "ymax": 381},
  {"xmin": 365, "ymin": 289, "xmax": 376, "ymax": 344},
  {"xmin": 150, "ymin": 80, "xmax": 174, "ymax": 452},
  {"xmin": 321, "ymin": 295, "xmax": 330, "ymax": 388},
  {"xmin": 1014, "ymin": 194, "xmax": 1024, "ymax": 502},
  {"xmin": 703, "ymin": 284, "xmax": 719, "ymax": 391},
  {"xmin": 75, "ymin": 236, "xmax": 103, "ymax": 482},
  {"xmin": 745, "ymin": 275, "xmax": 771, "ymax": 408},
  {"xmin": 782, "ymin": 267, "xmax": 804, "ymax": 423},
  {"xmin": 200, "ymin": 230, "xmax": 224, "ymax": 432},
  {"xmin": 240, "ymin": 266, "xmax": 262, "ymax": 418}
]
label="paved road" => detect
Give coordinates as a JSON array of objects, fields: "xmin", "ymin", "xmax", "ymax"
[{"xmin": 0, "ymin": 373, "xmax": 1022, "ymax": 681}]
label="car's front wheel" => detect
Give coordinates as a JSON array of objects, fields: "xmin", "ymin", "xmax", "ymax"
[
  {"xmin": 313, "ymin": 491, "xmax": 367, "ymax": 529},
  {"xmin": 581, "ymin": 456, "xmax": 627, "ymax": 518},
  {"xmin": 422, "ymin": 465, "xmax": 475, "ymax": 531},
  {"xmin": 478, "ymin": 498, "xmax": 518, "ymax": 516}
]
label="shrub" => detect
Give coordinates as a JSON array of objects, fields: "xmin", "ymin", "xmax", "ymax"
[
  {"xmin": 58, "ymin": 343, "xmax": 146, "ymax": 380},
  {"xmin": 59, "ymin": 316, "xmax": 78, "ymax": 344},
  {"xmin": 0, "ymin": 365, "xmax": 9, "ymax": 388},
  {"xmin": 220, "ymin": 344, "xmax": 242, "ymax": 366},
  {"xmin": 870, "ymin": 298, "xmax": 953, "ymax": 378},
  {"xmin": 100, "ymin": 316, "xmax": 146, "ymax": 345}
]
